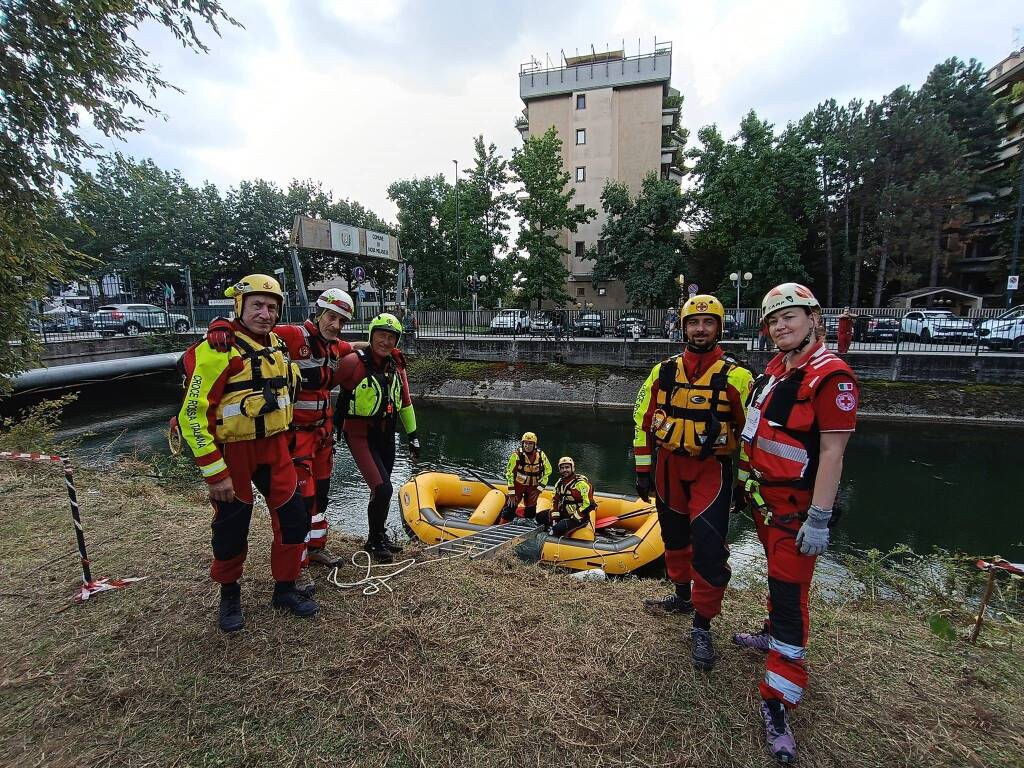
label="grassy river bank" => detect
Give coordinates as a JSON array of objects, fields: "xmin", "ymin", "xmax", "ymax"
[{"xmin": 1, "ymin": 453, "xmax": 1022, "ymax": 768}]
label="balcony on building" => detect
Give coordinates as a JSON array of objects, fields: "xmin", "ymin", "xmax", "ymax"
[{"xmin": 519, "ymin": 43, "xmax": 672, "ymax": 100}]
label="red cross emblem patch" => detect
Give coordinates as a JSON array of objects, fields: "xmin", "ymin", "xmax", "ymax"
[{"xmin": 696, "ymin": 301, "xmax": 709, "ymax": 312}]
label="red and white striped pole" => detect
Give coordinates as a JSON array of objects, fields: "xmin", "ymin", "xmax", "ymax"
[{"xmin": 1, "ymin": 451, "xmax": 143, "ymax": 601}]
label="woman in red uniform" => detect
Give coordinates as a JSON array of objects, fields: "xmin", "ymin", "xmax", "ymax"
[
  {"xmin": 735, "ymin": 283, "xmax": 858, "ymax": 764},
  {"xmin": 335, "ymin": 313, "xmax": 419, "ymax": 563}
]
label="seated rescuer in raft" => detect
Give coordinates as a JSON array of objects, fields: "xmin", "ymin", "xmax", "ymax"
[
  {"xmin": 175, "ymin": 274, "xmax": 315, "ymax": 632},
  {"xmin": 633, "ymin": 294, "xmax": 753, "ymax": 671},
  {"xmin": 535, "ymin": 456, "xmax": 597, "ymax": 537},
  {"xmin": 499, "ymin": 431, "xmax": 552, "ymax": 523},
  {"xmin": 335, "ymin": 313, "xmax": 420, "ymax": 564},
  {"xmin": 206, "ymin": 288, "xmax": 365, "ymax": 597},
  {"xmin": 735, "ymin": 282, "xmax": 858, "ymax": 765}
]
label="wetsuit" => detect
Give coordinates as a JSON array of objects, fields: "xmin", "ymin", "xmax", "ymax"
[
  {"xmin": 500, "ymin": 448, "xmax": 552, "ymax": 522},
  {"xmin": 537, "ymin": 473, "xmax": 596, "ymax": 537},
  {"xmin": 335, "ymin": 349, "xmax": 416, "ymax": 547}
]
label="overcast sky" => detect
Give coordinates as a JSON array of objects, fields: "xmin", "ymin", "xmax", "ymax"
[{"xmin": 106, "ymin": 0, "xmax": 1022, "ymax": 221}]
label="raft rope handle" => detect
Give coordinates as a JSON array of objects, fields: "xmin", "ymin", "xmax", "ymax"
[{"xmin": 326, "ymin": 548, "xmax": 470, "ymax": 597}]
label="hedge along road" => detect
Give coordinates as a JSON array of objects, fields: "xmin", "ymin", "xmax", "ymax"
[{"xmin": 55, "ymin": 379, "xmax": 1024, "ymax": 569}]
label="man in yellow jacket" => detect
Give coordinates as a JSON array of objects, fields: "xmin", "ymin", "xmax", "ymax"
[
  {"xmin": 499, "ymin": 431, "xmax": 552, "ymax": 523},
  {"xmin": 633, "ymin": 294, "xmax": 753, "ymax": 670},
  {"xmin": 177, "ymin": 274, "xmax": 315, "ymax": 632}
]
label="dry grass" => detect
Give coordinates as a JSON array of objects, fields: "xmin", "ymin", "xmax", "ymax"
[{"xmin": 0, "ymin": 462, "xmax": 1022, "ymax": 768}]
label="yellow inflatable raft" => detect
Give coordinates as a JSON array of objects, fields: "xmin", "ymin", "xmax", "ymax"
[{"xmin": 398, "ymin": 471, "xmax": 663, "ymax": 575}]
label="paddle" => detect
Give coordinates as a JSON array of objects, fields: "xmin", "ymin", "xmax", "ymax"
[{"xmin": 594, "ymin": 505, "xmax": 657, "ymax": 530}]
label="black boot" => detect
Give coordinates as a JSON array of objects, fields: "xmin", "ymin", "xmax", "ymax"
[
  {"xmin": 379, "ymin": 532, "xmax": 404, "ymax": 554},
  {"xmin": 364, "ymin": 537, "xmax": 394, "ymax": 564},
  {"xmin": 642, "ymin": 593, "xmax": 694, "ymax": 615},
  {"xmin": 271, "ymin": 581, "xmax": 319, "ymax": 617},
  {"xmin": 218, "ymin": 583, "xmax": 244, "ymax": 632}
]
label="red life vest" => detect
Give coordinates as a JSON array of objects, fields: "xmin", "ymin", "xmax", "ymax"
[
  {"xmin": 743, "ymin": 345, "xmax": 854, "ymax": 489},
  {"xmin": 278, "ymin": 320, "xmax": 346, "ymax": 427}
]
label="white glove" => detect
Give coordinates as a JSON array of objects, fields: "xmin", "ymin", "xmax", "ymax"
[{"xmin": 796, "ymin": 505, "xmax": 831, "ymax": 556}]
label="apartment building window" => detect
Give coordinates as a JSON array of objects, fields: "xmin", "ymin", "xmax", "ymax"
[
  {"xmin": 597, "ymin": 239, "xmax": 606, "ymax": 256},
  {"xmin": 576, "ymin": 204, "xmax": 585, "ymax": 213},
  {"xmin": 598, "ymin": 287, "xmax": 607, "ymax": 296},
  {"xmin": 575, "ymin": 241, "xmax": 585, "ymax": 258},
  {"xmin": 575, "ymin": 166, "xmax": 586, "ymax": 183},
  {"xmin": 577, "ymin": 287, "xmax": 586, "ymax": 297},
  {"xmin": 576, "ymin": 128, "xmax": 586, "ymax": 145},
  {"xmin": 576, "ymin": 94, "xmax": 586, "ymax": 110}
]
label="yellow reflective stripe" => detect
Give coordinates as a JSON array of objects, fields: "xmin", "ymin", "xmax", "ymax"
[
  {"xmin": 635, "ymin": 454, "xmax": 652, "ymax": 467},
  {"xmin": 179, "ymin": 342, "xmax": 230, "ymax": 461},
  {"xmin": 200, "ymin": 458, "xmax": 228, "ymax": 478},
  {"xmin": 633, "ymin": 364, "xmax": 658, "ymax": 450}
]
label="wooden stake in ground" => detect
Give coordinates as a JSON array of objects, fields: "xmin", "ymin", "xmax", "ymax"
[
  {"xmin": 971, "ymin": 557, "xmax": 1024, "ymax": 644},
  {"xmin": 0, "ymin": 451, "xmax": 146, "ymax": 602}
]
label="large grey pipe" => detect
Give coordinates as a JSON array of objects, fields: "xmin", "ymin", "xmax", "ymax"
[{"xmin": 10, "ymin": 353, "xmax": 181, "ymax": 392}]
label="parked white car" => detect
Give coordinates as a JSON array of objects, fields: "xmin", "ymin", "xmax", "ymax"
[
  {"xmin": 978, "ymin": 306, "xmax": 1024, "ymax": 352},
  {"xmin": 489, "ymin": 309, "xmax": 531, "ymax": 334},
  {"xmin": 899, "ymin": 310, "xmax": 977, "ymax": 343}
]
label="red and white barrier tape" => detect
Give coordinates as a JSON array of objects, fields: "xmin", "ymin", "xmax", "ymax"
[{"xmin": 2, "ymin": 450, "xmax": 145, "ymax": 602}]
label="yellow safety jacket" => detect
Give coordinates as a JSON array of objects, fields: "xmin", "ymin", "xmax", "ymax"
[
  {"xmin": 552, "ymin": 474, "xmax": 596, "ymax": 522},
  {"xmin": 505, "ymin": 448, "xmax": 552, "ymax": 490},
  {"xmin": 215, "ymin": 331, "xmax": 299, "ymax": 443},
  {"xmin": 643, "ymin": 355, "xmax": 748, "ymax": 458}
]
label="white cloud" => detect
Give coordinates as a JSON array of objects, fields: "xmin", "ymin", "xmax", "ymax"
[{"xmin": 107, "ymin": 0, "xmax": 1022, "ymax": 223}]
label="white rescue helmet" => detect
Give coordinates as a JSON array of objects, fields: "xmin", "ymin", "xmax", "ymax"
[
  {"xmin": 761, "ymin": 283, "xmax": 821, "ymax": 321},
  {"xmin": 316, "ymin": 288, "xmax": 355, "ymax": 320}
]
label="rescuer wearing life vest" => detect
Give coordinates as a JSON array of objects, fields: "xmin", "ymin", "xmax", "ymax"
[
  {"xmin": 335, "ymin": 313, "xmax": 419, "ymax": 563},
  {"xmin": 735, "ymin": 282, "xmax": 858, "ymax": 765},
  {"xmin": 176, "ymin": 274, "xmax": 315, "ymax": 632},
  {"xmin": 535, "ymin": 456, "xmax": 596, "ymax": 537},
  {"xmin": 499, "ymin": 431, "xmax": 552, "ymax": 523},
  {"xmin": 207, "ymin": 287, "xmax": 363, "ymax": 597},
  {"xmin": 633, "ymin": 294, "xmax": 754, "ymax": 671}
]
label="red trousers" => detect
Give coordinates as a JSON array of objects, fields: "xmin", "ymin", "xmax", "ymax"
[
  {"xmin": 289, "ymin": 427, "xmax": 334, "ymax": 564},
  {"xmin": 654, "ymin": 450, "xmax": 732, "ymax": 621},
  {"xmin": 500, "ymin": 482, "xmax": 541, "ymax": 521},
  {"xmin": 754, "ymin": 486, "xmax": 818, "ymax": 709},
  {"xmin": 209, "ymin": 435, "xmax": 308, "ymax": 585}
]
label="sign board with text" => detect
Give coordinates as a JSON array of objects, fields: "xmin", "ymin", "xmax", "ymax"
[
  {"xmin": 1008, "ymin": 275, "xmax": 1020, "ymax": 291},
  {"xmin": 291, "ymin": 216, "xmax": 399, "ymax": 262}
]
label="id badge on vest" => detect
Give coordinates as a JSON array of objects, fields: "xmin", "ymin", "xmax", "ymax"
[{"xmin": 741, "ymin": 407, "xmax": 761, "ymax": 443}]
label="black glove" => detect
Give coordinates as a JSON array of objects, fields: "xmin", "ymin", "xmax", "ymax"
[
  {"xmin": 635, "ymin": 471, "xmax": 652, "ymax": 503},
  {"xmin": 731, "ymin": 482, "xmax": 750, "ymax": 514},
  {"xmin": 408, "ymin": 432, "xmax": 421, "ymax": 464}
]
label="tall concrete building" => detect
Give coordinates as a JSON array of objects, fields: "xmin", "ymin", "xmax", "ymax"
[
  {"xmin": 517, "ymin": 43, "xmax": 684, "ymax": 308},
  {"xmin": 955, "ymin": 48, "xmax": 1024, "ymax": 301}
]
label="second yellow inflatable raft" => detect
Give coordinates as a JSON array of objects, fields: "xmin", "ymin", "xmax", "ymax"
[{"xmin": 398, "ymin": 471, "xmax": 663, "ymax": 575}]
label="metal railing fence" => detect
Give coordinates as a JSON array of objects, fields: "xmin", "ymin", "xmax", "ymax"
[{"xmin": 24, "ymin": 305, "xmax": 1024, "ymax": 355}]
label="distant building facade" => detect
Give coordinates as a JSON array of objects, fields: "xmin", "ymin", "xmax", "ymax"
[
  {"xmin": 954, "ymin": 48, "xmax": 1024, "ymax": 304},
  {"xmin": 517, "ymin": 42, "xmax": 684, "ymax": 308}
]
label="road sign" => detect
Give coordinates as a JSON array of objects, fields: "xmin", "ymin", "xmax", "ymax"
[
  {"xmin": 687, "ymin": 283, "xmax": 699, "ymax": 297},
  {"xmin": 1008, "ymin": 275, "xmax": 1020, "ymax": 291},
  {"xmin": 357, "ymin": 287, "xmax": 365, "ymax": 302},
  {"xmin": 354, "ymin": 266, "xmax": 366, "ymax": 284}
]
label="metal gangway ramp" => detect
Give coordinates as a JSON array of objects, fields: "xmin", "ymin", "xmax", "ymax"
[{"xmin": 423, "ymin": 518, "xmax": 543, "ymax": 560}]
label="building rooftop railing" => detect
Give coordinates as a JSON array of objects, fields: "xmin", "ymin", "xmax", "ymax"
[{"xmin": 519, "ymin": 41, "xmax": 672, "ymax": 77}]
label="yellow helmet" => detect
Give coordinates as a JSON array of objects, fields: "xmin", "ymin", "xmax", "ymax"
[
  {"xmin": 225, "ymin": 274, "xmax": 284, "ymax": 317},
  {"xmin": 558, "ymin": 456, "xmax": 575, "ymax": 472},
  {"xmin": 680, "ymin": 294, "xmax": 725, "ymax": 324},
  {"xmin": 521, "ymin": 431, "xmax": 538, "ymax": 444}
]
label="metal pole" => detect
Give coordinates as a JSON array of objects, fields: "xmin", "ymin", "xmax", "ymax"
[
  {"xmin": 1007, "ymin": 152, "xmax": 1024, "ymax": 307},
  {"xmin": 288, "ymin": 245, "xmax": 310, "ymax": 316},
  {"xmin": 184, "ymin": 266, "xmax": 196, "ymax": 332},
  {"xmin": 453, "ymin": 160, "xmax": 461, "ymax": 305}
]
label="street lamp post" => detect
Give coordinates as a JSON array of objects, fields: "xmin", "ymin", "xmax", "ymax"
[
  {"xmin": 453, "ymin": 159, "xmax": 461, "ymax": 305},
  {"xmin": 729, "ymin": 270, "xmax": 753, "ymax": 310},
  {"xmin": 274, "ymin": 267, "xmax": 288, "ymax": 322},
  {"xmin": 467, "ymin": 274, "xmax": 487, "ymax": 312}
]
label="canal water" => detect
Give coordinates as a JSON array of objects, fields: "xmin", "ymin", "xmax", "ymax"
[{"xmin": 42, "ymin": 375, "xmax": 1024, "ymax": 567}]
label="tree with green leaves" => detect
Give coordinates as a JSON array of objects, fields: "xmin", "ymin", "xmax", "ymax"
[
  {"xmin": 510, "ymin": 127, "xmax": 594, "ymax": 308},
  {"xmin": 0, "ymin": 0, "xmax": 236, "ymax": 389},
  {"xmin": 591, "ymin": 173, "xmax": 688, "ymax": 307},
  {"xmin": 685, "ymin": 113, "xmax": 817, "ymax": 305},
  {"xmin": 387, "ymin": 175, "xmax": 454, "ymax": 308}
]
